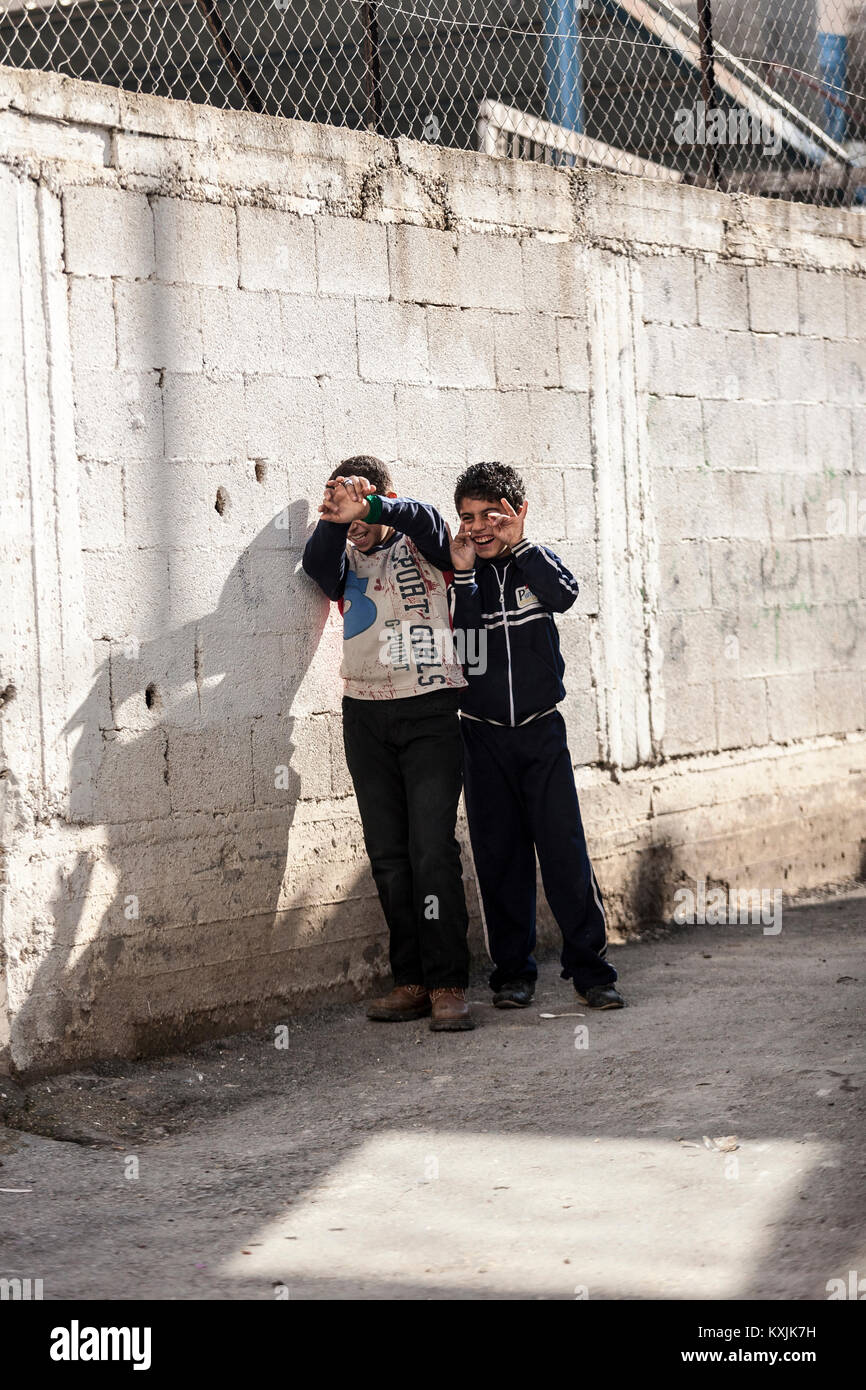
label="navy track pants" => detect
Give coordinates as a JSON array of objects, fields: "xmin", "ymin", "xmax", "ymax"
[{"xmin": 461, "ymin": 710, "xmax": 616, "ymax": 994}]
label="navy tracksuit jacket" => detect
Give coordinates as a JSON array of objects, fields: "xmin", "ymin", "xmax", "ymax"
[{"xmin": 451, "ymin": 538, "xmax": 616, "ymax": 993}]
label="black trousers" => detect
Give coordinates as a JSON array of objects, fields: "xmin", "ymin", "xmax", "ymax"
[
  {"xmin": 342, "ymin": 688, "xmax": 470, "ymax": 989},
  {"xmin": 461, "ymin": 710, "xmax": 616, "ymax": 994}
]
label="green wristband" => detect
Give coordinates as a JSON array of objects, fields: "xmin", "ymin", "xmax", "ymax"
[{"xmin": 364, "ymin": 493, "xmax": 384, "ymax": 523}]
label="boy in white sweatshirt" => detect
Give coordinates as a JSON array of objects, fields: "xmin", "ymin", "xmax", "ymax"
[{"xmin": 302, "ymin": 456, "xmax": 474, "ymax": 1032}]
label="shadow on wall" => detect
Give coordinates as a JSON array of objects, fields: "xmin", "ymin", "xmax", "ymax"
[{"xmin": 10, "ymin": 501, "xmax": 388, "ymax": 1074}]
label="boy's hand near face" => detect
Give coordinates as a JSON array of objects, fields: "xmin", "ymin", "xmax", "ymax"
[
  {"xmin": 447, "ymin": 520, "xmax": 476, "ymax": 572},
  {"xmin": 487, "ymin": 497, "xmax": 528, "ymax": 549},
  {"xmin": 318, "ymin": 475, "xmax": 375, "ymax": 523}
]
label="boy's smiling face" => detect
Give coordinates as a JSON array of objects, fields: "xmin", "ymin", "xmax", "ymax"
[
  {"xmin": 347, "ymin": 518, "xmax": 388, "ymax": 552},
  {"xmin": 457, "ymin": 495, "xmax": 510, "ymax": 560}
]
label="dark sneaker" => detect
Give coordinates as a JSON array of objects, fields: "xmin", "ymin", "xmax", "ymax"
[
  {"xmin": 493, "ymin": 979, "xmax": 536, "ymax": 1009},
  {"xmin": 367, "ymin": 984, "xmax": 430, "ymax": 1021},
  {"xmin": 576, "ymin": 984, "xmax": 625, "ymax": 1010},
  {"xmin": 429, "ymin": 988, "xmax": 475, "ymax": 1032}
]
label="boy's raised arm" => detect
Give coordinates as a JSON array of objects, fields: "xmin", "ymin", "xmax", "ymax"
[
  {"xmin": 370, "ymin": 496, "xmax": 453, "ymax": 571},
  {"xmin": 302, "ymin": 517, "xmax": 350, "ymax": 600},
  {"xmin": 510, "ymin": 538, "xmax": 580, "ymax": 612}
]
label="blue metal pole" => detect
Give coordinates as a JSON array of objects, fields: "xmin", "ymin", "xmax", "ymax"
[
  {"xmin": 817, "ymin": 30, "xmax": 848, "ymax": 144},
  {"xmin": 542, "ymin": 0, "xmax": 585, "ymax": 146}
]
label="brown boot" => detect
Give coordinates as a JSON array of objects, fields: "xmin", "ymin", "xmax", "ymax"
[
  {"xmin": 366, "ymin": 984, "xmax": 431, "ymax": 1022},
  {"xmin": 429, "ymin": 987, "xmax": 474, "ymax": 1032}
]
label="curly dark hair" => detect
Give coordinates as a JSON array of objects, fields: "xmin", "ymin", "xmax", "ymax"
[
  {"xmin": 454, "ymin": 462, "xmax": 526, "ymax": 513},
  {"xmin": 330, "ymin": 455, "xmax": 393, "ymax": 495}
]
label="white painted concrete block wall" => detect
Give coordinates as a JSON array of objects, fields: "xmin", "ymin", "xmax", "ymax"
[{"xmin": 0, "ymin": 68, "xmax": 864, "ymax": 1073}]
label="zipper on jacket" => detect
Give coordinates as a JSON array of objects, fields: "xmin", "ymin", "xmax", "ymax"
[{"xmin": 495, "ymin": 562, "xmax": 515, "ymax": 727}]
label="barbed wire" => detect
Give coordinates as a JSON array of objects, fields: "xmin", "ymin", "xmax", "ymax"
[{"xmin": 355, "ymin": 0, "xmax": 865, "ymax": 106}]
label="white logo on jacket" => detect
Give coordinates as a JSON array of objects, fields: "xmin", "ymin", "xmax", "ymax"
[{"xmin": 514, "ymin": 585, "xmax": 538, "ymax": 610}]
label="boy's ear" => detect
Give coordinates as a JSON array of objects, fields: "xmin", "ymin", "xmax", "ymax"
[{"xmin": 385, "ymin": 490, "xmax": 397, "ymax": 498}]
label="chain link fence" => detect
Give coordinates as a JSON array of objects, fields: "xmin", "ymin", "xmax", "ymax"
[{"xmin": 2, "ymin": 0, "xmax": 865, "ymax": 203}]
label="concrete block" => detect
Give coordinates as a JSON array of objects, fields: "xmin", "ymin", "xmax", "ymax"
[
  {"xmin": 464, "ymin": 389, "xmax": 531, "ymax": 465},
  {"xmin": 641, "ymin": 255, "xmax": 697, "ymax": 325},
  {"xmin": 774, "ymin": 473, "xmax": 846, "ymax": 541},
  {"xmin": 153, "ymin": 198, "xmax": 237, "ymax": 287},
  {"xmin": 747, "ymin": 265, "xmax": 799, "ymax": 334},
  {"xmin": 563, "ymin": 467, "xmax": 595, "ymax": 541},
  {"xmin": 427, "ymin": 307, "xmax": 495, "ymax": 388},
  {"xmin": 810, "ymin": 538, "xmax": 861, "ymax": 603},
  {"xmin": 559, "ymin": 686, "xmax": 600, "ymax": 767},
  {"xmin": 646, "ymin": 325, "xmax": 753, "ymax": 401},
  {"xmin": 701, "ymin": 399, "xmax": 757, "ymax": 469},
  {"xmin": 457, "ymin": 232, "xmax": 524, "ymax": 312},
  {"xmin": 123, "ymin": 457, "xmax": 287, "ymax": 552},
  {"xmin": 245, "ymin": 375, "xmax": 326, "ymax": 461},
  {"xmin": 82, "ymin": 548, "xmax": 170, "ymax": 642},
  {"xmin": 253, "ymin": 713, "xmax": 331, "ymax": 805},
  {"xmin": 74, "ymin": 369, "xmax": 163, "ymax": 460},
  {"xmin": 660, "ymin": 540, "xmax": 711, "ymax": 611},
  {"xmin": 92, "ymin": 728, "xmax": 171, "ymax": 823},
  {"xmin": 78, "ymin": 461, "xmax": 124, "ymax": 550},
  {"xmin": 494, "ymin": 312, "xmax": 558, "ymax": 388},
  {"xmin": 167, "ymin": 723, "xmax": 254, "ymax": 812},
  {"xmin": 200, "ymin": 288, "xmax": 283, "ymax": 373},
  {"xmin": 356, "ymin": 299, "xmax": 429, "ymax": 384},
  {"xmin": 167, "ymin": 545, "xmax": 315, "ymax": 633},
  {"xmin": 109, "ymin": 626, "xmax": 198, "ymax": 731},
  {"xmin": 555, "ymin": 540, "xmax": 597, "ymax": 609},
  {"xmin": 285, "ymin": 623, "xmax": 344, "ymax": 717},
  {"xmin": 522, "ymin": 238, "xmax": 585, "ymax": 317},
  {"xmin": 746, "ymin": 335, "xmax": 782, "ymax": 401},
  {"xmin": 804, "ymin": 404, "xmax": 853, "ymax": 474},
  {"xmin": 387, "ymin": 223, "xmax": 460, "ymax": 305},
  {"xmin": 320, "ymin": 378, "xmax": 397, "ymax": 462},
  {"xmin": 521, "ymin": 475, "xmax": 568, "ymax": 545},
  {"xmin": 237, "ymin": 206, "xmax": 316, "ymax": 293},
  {"xmin": 766, "ymin": 672, "xmax": 817, "ymax": 741},
  {"xmin": 753, "ymin": 404, "xmax": 806, "ymax": 471},
  {"xmin": 727, "ymin": 605, "xmax": 788, "ymax": 678},
  {"xmin": 647, "ymin": 395, "xmax": 704, "ymax": 469},
  {"xmin": 824, "ymin": 341, "xmax": 866, "ymax": 405},
  {"xmin": 556, "ymin": 317, "xmax": 589, "ymax": 392},
  {"xmin": 815, "ymin": 669, "xmax": 864, "ymax": 735},
  {"xmin": 63, "ymin": 186, "xmax": 155, "ymax": 279},
  {"xmin": 696, "ymin": 260, "xmax": 749, "ymax": 331},
  {"xmin": 281, "ymin": 294, "xmax": 357, "ymax": 379},
  {"xmin": 844, "ymin": 276, "xmax": 866, "ymax": 340},
  {"xmin": 798, "ymin": 268, "xmax": 847, "ymax": 338},
  {"xmin": 395, "ymin": 386, "xmax": 466, "ymax": 466},
  {"xmin": 529, "ymin": 389, "xmax": 591, "ymax": 466},
  {"xmin": 655, "ymin": 468, "xmax": 732, "ymax": 540},
  {"xmin": 163, "ymin": 372, "xmax": 246, "ymax": 461},
  {"xmin": 715, "ymin": 678, "xmax": 768, "ymax": 749},
  {"xmin": 67, "ymin": 277, "xmax": 116, "ymax": 370},
  {"xmin": 775, "ymin": 336, "xmax": 826, "ymax": 403},
  {"xmin": 115, "ymin": 281, "xmax": 203, "ymax": 372},
  {"xmin": 727, "ymin": 473, "xmax": 789, "ymax": 542},
  {"xmin": 661, "ymin": 609, "xmax": 739, "ymax": 682},
  {"xmin": 711, "ymin": 539, "xmax": 756, "ymax": 611},
  {"xmin": 852, "ymin": 409, "xmax": 866, "ymax": 476},
  {"xmin": 661, "ymin": 682, "xmax": 716, "ymax": 755},
  {"xmin": 194, "ymin": 632, "xmax": 289, "ymax": 718},
  {"xmin": 314, "ymin": 215, "xmax": 389, "ymax": 299},
  {"xmin": 760, "ymin": 539, "xmax": 813, "ymax": 605}
]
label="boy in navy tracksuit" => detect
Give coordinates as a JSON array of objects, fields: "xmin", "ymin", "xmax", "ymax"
[{"xmin": 449, "ymin": 461, "xmax": 624, "ymax": 1010}]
